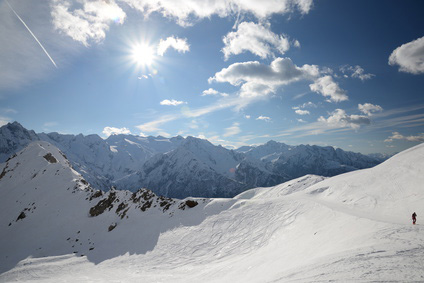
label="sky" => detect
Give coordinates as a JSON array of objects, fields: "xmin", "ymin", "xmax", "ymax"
[{"xmin": 0, "ymin": 0, "xmax": 423, "ymax": 155}]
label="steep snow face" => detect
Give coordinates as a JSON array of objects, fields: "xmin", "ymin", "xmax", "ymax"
[
  {"xmin": 0, "ymin": 143, "xmax": 424, "ymax": 282},
  {"xmin": 138, "ymin": 138, "xmax": 247, "ymax": 198},
  {"xmin": 242, "ymin": 140, "xmax": 293, "ymax": 162},
  {"xmin": 0, "ymin": 122, "xmax": 39, "ymax": 162}
]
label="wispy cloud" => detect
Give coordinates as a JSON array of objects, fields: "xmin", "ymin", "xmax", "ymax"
[
  {"xmin": 294, "ymin": 109, "xmax": 310, "ymax": 115},
  {"xmin": 340, "ymin": 65, "xmax": 375, "ymax": 81},
  {"xmin": 202, "ymin": 88, "xmax": 229, "ymax": 97},
  {"xmin": 0, "ymin": 116, "xmax": 11, "ymax": 127},
  {"xmin": 223, "ymin": 122, "xmax": 241, "ymax": 137},
  {"xmin": 256, "ymin": 115, "xmax": 271, "ymax": 122}
]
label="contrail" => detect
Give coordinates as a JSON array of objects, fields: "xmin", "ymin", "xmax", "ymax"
[{"xmin": 6, "ymin": 0, "xmax": 58, "ymax": 68}]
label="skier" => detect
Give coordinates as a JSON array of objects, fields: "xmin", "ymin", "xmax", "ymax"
[{"xmin": 412, "ymin": 212, "xmax": 417, "ymax": 225}]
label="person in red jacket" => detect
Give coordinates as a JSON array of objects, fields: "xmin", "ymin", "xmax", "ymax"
[{"xmin": 412, "ymin": 212, "xmax": 417, "ymax": 225}]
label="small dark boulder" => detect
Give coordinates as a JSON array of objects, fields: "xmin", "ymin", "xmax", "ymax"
[
  {"xmin": 185, "ymin": 200, "xmax": 198, "ymax": 208},
  {"xmin": 16, "ymin": 211, "xmax": 26, "ymax": 221},
  {"xmin": 43, "ymin": 153, "xmax": 57, "ymax": 163},
  {"xmin": 108, "ymin": 223, "xmax": 117, "ymax": 232}
]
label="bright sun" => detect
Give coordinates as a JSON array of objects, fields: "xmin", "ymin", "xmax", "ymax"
[{"xmin": 132, "ymin": 43, "xmax": 155, "ymax": 66}]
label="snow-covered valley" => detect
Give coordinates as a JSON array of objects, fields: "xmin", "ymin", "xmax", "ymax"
[{"xmin": 0, "ymin": 140, "xmax": 423, "ymax": 282}]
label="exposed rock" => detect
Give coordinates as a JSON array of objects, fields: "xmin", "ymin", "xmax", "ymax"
[
  {"xmin": 108, "ymin": 223, "xmax": 117, "ymax": 232},
  {"xmin": 185, "ymin": 200, "xmax": 198, "ymax": 208},
  {"xmin": 43, "ymin": 153, "xmax": 57, "ymax": 163},
  {"xmin": 89, "ymin": 192, "xmax": 117, "ymax": 217},
  {"xmin": 89, "ymin": 190, "xmax": 103, "ymax": 201},
  {"xmin": 16, "ymin": 211, "xmax": 26, "ymax": 221}
]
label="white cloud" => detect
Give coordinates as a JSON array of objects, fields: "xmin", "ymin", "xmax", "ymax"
[
  {"xmin": 201, "ymin": 88, "xmax": 229, "ymax": 97},
  {"xmin": 223, "ymin": 122, "xmax": 241, "ymax": 137},
  {"xmin": 121, "ymin": 0, "xmax": 313, "ymax": 27},
  {"xmin": 209, "ymin": 57, "xmax": 319, "ymax": 88},
  {"xmin": 309, "ymin": 75, "xmax": 348, "ymax": 102},
  {"xmin": 384, "ymin": 132, "xmax": 424, "ymax": 143},
  {"xmin": 295, "ymin": 109, "xmax": 310, "ymax": 115},
  {"xmin": 244, "ymin": 115, "xmax": 251, "ymax": 119},
  {"xmin": 318, "ymin": 109, "xmax": 370, "ymax": 130},
  {"xmin": 102, "ymin": 126, "xmax": 131, "ymax": 137},
  {"xmin": 157, "ymin": 36, "xmax": 190, "ymax": 56},
  {"xmin": 340, "ymin": 65, "xmax": 375, "ymax": 81},
  {"xmin": 160, "ymin": 99, "xmax": 187, "ymax": 106},
  {"xmin": 256, "ymin": 115, "xmax": 271, "ymax": 122},
  {"xmin": 222, "ymin": 22, "xmax": 291, "ymax": 60},
  {"xmin": 358, "ymin": 103, "xmax": 383, "ymax": 116},
  {"xmin": 389, "ymin": 36, "xmax": 424, "ymax": 74},
  {"xmin": 51, "ymin": 0, "xmax": 126, "ymax": 46},
  {"xmin": 297, "ymin": 118, "xmax": 306, "ymax": 123}
]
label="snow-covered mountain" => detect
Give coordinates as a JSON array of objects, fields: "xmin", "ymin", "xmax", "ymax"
[
  {"xmin": 132, "ymin": 136, "xmax": 247, "ymax": 198},
  {"xmin": 239, "ymin": 140, "xmax": 381, "ymax": 179},
  {"xmin": 0, "ymin": 121, "xmax": 39, "ymax": 162},
  {"xmin": 1, "ymin": 140, "xmax": 423, "ymax": 282},
  {"xmin": 0, "ymin": 122, "xmax": 382, "ymax": 198}
]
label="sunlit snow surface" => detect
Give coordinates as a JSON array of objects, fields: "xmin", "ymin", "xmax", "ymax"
[{"xmin": 0, "ymin": 142, "xmax": 423, "ymax": 282}]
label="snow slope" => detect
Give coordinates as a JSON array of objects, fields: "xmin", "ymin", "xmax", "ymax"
[{"xmin": 1, "ymin": 142, "xmax": 423, "ymax": 282}]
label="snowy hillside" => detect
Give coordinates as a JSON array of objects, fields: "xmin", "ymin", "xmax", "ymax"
[{"xmin": 1, "ymin": 141, "xmax": 423, "ymax": 282}]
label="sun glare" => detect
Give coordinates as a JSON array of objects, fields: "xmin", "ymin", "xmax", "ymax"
[{"xmin": 132, "ymin": 43, "xmax": 155, "ymax": 66}]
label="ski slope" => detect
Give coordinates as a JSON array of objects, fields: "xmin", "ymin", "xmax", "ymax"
[{"xmin": 0, "ymin": 142, "xmax": 423, "ymax": 282}]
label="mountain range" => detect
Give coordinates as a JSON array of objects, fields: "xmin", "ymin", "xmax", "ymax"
[{"xmin": 0, "ymin": 121, "xmax": 383, "ymax": 198}]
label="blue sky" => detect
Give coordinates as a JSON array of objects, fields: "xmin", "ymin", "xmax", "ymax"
[{"xmin": 0, "ymin": 0, "xmax": 423, "ymax": 154}]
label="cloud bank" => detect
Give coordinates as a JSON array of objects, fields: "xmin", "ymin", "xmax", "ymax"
[
  {"xmin": 389, "ymin": 36, "xmax": 424, "ymax": 74},
  {"xmin": 385, "ymin": 132, "xmax": 424, "ymax": 142},
  {"xmin": 318, "ymin": 109, "xmax": 370, "ymax": 130}
]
